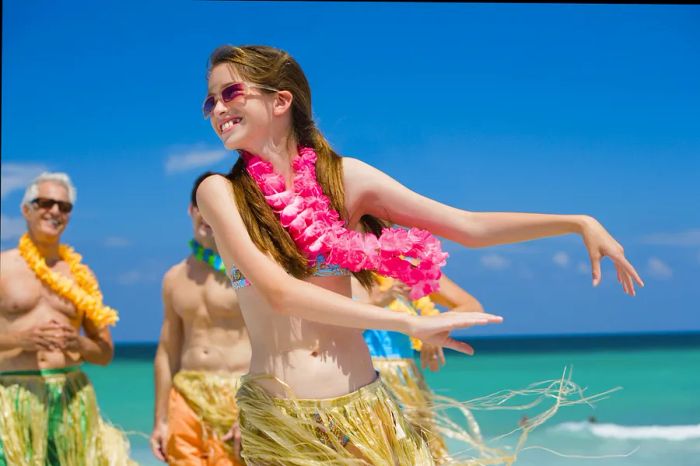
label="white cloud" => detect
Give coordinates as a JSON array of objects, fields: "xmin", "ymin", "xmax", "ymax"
[
  {"xmin": 104, "ymin": 236, "xmax": 130, "ymax": 248},
  {"xmin": 640, "ymin": 229, "xmax": 700, "ymax": 247},
  {"xmin": 164, "ymin": 145, "xmax": 229, "ymax": 174},
  {"xmin": 552, "ymin": 251, "xmax": 570, "ymax": 268},
  {"xmin": 481, "ymin": 253, "xmax": 510, "ymax": 270},
  {"xmin": 0, "ymin": 215, "xmax": 25, "ymax": 241},
  {"xmin": 646, "ymin": 257, "xmax": 673, "ymax": 280},
  {"xmin": 576, "ymin": 261, "xmax": 590, "ymax": 275},
  {"xmin": 1, "ymin": 163, "xmax": 49, "ymax": 199}
]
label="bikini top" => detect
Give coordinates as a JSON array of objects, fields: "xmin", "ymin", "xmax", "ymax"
[{"xmin": 229, "ymin": 254, "xmax": 350, "ymax": 289}]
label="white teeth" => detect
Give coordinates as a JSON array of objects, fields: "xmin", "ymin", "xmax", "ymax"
[{"xmin": 220, "ymin": 118, "xmax": 242, "ymax": 132}]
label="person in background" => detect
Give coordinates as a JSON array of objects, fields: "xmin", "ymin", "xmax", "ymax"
[
  {"xmin": 151, "ymin": 172, "xmax": 251, "ymax": 465},
  {"xmin": 0, "ymin": 172, "xmax": 133, "ymax": 465}
]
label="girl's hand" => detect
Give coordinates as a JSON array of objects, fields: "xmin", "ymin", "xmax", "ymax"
[
  {"xmin": 580, "ymin": 217, "xmax": 644, "ymax": 296},
  {"xmin": 420, "ymin": 343, "xmax": 446, "ymax": 372},
  {"xmin": 369, "ymin": 281, "xmax": 410, "ymax": 307},
  {"xmin": 408, "ymin": 311, "xmax": 503, "ymax": 355}
]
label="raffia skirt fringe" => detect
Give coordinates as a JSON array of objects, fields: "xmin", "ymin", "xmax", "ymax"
[{"xmin": 0, "ymin": 366, "xmax": 135, "ymax": 466}]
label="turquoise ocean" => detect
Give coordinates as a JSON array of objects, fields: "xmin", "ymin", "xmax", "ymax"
[{"xmin": 85, "ymin": 333, "xmax": 700, "ymax": 466}]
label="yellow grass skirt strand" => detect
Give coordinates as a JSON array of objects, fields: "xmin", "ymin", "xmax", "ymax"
[
  {"xmin": 369, "ymin": 360, "xmax": 619, "ymax": 466},
  {"xmin": 372, "ymin": 357, "xmax": 451, "ymax": 464},
  {"xmin": 0, "ymin": 367, "xmax": 135, "ymax": 466},
  {"xmin": 236, "ymin": 373, "xmax": 435, "ymax": 466},
  {"xmin": 172, "ymin": 370, "xmax": 242, "ymax": 455},
  {"xmin": 425, "ymin": 368, "xmax": 618, "ymax": 466}
]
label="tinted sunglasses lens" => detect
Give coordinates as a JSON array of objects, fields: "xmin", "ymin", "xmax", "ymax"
[
  {"xmin": 33, "ymin": 199, "xmax": 72, "ymax": 213},
  {"xmin": 202, "ymin": 96, "xmax": 215, "ymax": 117},
  {"xmin": 34, "ymin": 199, "xmax": 54, "ymax": 209},
  {"xmin": 58, "ymin": 202, "xmax": 73, "ymax": 213},
  {"xmin": 221, "ymin": 83, "xmax": 244, "ymax": 102}
]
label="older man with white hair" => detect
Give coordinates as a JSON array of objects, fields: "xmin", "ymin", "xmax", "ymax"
[{"xmin": 0, "ymin": 172, "xmax": 134, "ymax": 465}]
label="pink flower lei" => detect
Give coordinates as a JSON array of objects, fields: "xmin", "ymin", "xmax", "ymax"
[{"xmin": 241, "ymin": 146, "xmax": 448, "ymax": 299}]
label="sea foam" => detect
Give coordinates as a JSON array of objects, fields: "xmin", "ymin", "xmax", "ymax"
[{"xmin": 551, "ymin": 422, "xmax": 700, "ymax": 441}]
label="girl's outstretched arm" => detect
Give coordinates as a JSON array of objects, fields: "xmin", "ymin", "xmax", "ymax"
[
  {"xmin": 196, "ymin": 174, "xmax": 502, "ymax": 355},
  {"xmin": 345, "ymin": 158, "xmax": 644, "ymax": 296}
]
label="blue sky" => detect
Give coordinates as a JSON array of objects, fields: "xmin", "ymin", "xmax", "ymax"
[{"xmin": 2, "ymin": 2, "xmax": 699, "ymax": 342}]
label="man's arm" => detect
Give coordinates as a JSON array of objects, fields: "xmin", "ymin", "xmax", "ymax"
[
  {"xmin": 74, "ymin": 318, "xmax": 114, "ymax": 366},
  {"xmin": 151, "ymin": 270, "xmax": 184, "ymax": 461},
  {"xmin": 62, "ymin": 265, "xmax": 115, "ymax": 366},
  {"xmin": 430, "ymin": 274, "xmax": 484, "ymax": 313}
]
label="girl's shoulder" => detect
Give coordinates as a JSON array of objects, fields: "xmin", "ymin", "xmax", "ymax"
[
  {"xmin": 196, "ymin": 173, "xmax": 233, "ymax": 199},
  {"xmin": 341, "ymin": 155, "xmax": 370, "ymax": 173}
]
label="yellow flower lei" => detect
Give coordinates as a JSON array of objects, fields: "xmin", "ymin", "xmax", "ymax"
[
  {"xmin": 374, "ymin": 274, "xmax": 441, "ymax": 351},
  {"xmin": 18, "ymin": 233, "xmax": 119, "ymax": 328}
]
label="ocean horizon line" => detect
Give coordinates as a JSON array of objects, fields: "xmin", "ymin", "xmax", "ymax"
[{"xmin": 112, "ymin": 330, "xmax": 700, "ymax": 359}]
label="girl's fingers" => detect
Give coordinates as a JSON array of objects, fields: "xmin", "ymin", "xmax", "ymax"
[
  {"xmin": 614, "ymin": 261, "xmax": 637, "ymax": 296},
  {"xmin": 615, "ymin": 264, "xmax": 629, "ymax": 294},
  {"xmin": 590, "ymin": 254, "xmax": 602, "ymax": 286},
  {"xmin": 443, "ymin": 338, "xmax": 474, "ymax": 356},
  {"xmin": 443, "ymin": 312, "xmax": 502, "ymax": 331},
  {"xmin": 469, "ymin": 312, "xmax": 503, "ymax": 323},
  {"xmin": 623, "ymin": 271, "xmax": 636, "ymax": 296},
  {"xmin": 621, "ymin": 257, "xmax": 645, "ymax": 287}
]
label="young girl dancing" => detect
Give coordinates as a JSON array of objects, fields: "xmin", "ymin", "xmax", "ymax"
[{"xmin": 195, "ymin": 44, "xmax": 643, "ymax": 465}]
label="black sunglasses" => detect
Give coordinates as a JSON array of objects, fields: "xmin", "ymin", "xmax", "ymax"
[{"xmin": 31, "ymin": 197, "xmax": 73, "ymax": 213}]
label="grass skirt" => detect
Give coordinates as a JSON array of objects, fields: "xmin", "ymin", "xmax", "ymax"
[
  {"xmin": 372, "ymin": 357, "xmax": 451, "ymax": 463},
  {"xmin": 236, "ymin": 373, "xmax": 435, "ymax": 465},
  {"xmin": 0, "ymin": 366, "xmax": 134, "ymax": 466},
  {"xmin": 373, "ymin": 359, "xmax": 618, "ymax": 466},
  {"xmin": 168, "ymin": 370, "xmax": 242, "ymax": 463}
]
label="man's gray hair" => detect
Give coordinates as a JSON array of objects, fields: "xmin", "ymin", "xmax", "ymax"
[{"xmin": 21, "ymin": 172, "xmax": 77, "ymax": 209}]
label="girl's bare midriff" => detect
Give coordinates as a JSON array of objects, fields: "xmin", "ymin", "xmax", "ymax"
[{"xmin": 238, "ymin": 274, "xmax": 377, "ymax": 399}]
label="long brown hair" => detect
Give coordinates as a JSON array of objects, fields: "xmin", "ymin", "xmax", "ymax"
[{"xmin": 207, "ymin": 45, "xmax": 387, "ymax": 289}]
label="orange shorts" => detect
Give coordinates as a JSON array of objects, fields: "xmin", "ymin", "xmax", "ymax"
[{"xmin": 166, "ymin": 388, "xmax": 243, "ymax": 466}]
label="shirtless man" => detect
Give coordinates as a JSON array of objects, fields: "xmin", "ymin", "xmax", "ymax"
[
  {"xmin": 0, "ymin": 172, "xmax": 132, "ymax": 465},
  {"xmin": 151, "ymin": 171, "xmax": 251, "ymax": 466}
]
